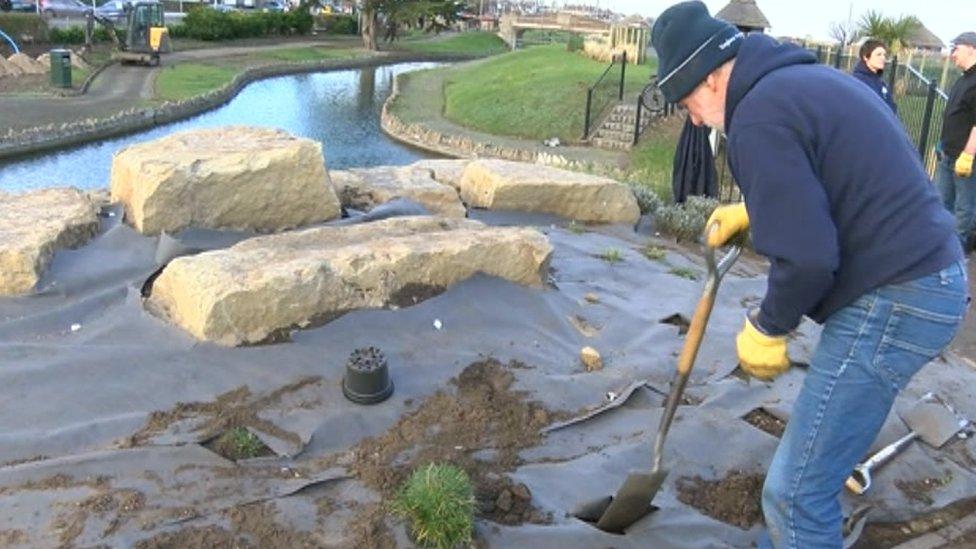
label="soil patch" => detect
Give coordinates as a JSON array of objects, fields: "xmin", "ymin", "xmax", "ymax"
[
  {"xmin": 388, "ymin": 282, "xmax": 446, "ymax": 308},
  {"xmin": 895, "ymin": 470, "xmax": 954, "ymax": 506},
  {"xmin": 743, "ymin": 408, "xmax": 786, "ymax": 438},
  {"xmin": 852, "ymin": 496, "xmax": 976, "ymax": 548},
  {"xmin": 676, "ymin": 471, "xmax": 764, "ymax": 529},
  {"xmin": 349, "ymin": 358, "xmax": 555, "ymax": 526},
  {"xmin": 124, "ymin": 377, "xmax": 321, "ymax": 452},
  {"xmin": 203, "ymin": 428, "xmax": 275, "ymax": 462}
]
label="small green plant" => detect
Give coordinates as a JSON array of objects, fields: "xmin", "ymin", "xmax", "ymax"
[
  {"xmin": 628, "ymin": 182, "xmax": 664, "ymax": 215},
  {"xmin": 391, "ymin": 463, "xmax": 475, "ymax": 549},
  {"xmin": 599, "ymin": 248, "xmax": 623, "ymax": 263},
  {"xmin": 654, "ymin": 196, "xmax": 720, "ymax": 242},
  {"xmin": 642, "ymin": 244, "xmax": 667, "ymax": 261},
  {"xmin": 230, "ymin": 427, "xmax": 264, "ymax": 458},
  {"xmin": 567, "ymin": 220, "xmax": 586, "ymax": 234},
  {"xmin": 669, "ymin": 266, "xmax": 699, "ymax": 280}
]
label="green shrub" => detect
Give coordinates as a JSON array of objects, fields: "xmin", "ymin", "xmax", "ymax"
[
  {"xmin": 0, "ymin": 13, "xmax": 48, "ymax": 44},
  {"xmin": 317, "ymin": 13, "xmax": 357, "ymax": 34},
  {"xmin": 566, "ymin": 33, "xmax": 583, "ymax": 52},
  {"xmin": 48, "ymin": 26, "xmax": 85, "ymax": 44},
  {"xmin": 628, "ymin": 182, "xmax": 663, "ymax": 215},
  {"xmin": 391, "ymin": 463, "xmax": 475, "ymax": 549},
  {"xmin": 167, "ymin": 23, "xmax": 188, "ymax": 38},
  {"xmin": 655, "ymin": 195, "xmax": 719, "ymax": 242}
]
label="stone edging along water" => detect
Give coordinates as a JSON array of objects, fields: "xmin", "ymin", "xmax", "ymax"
[
  {"xmin": 379, "ymin": 72, "xmax": 600, "ymax": 171},
  {"xmin": 0, "ymin": 52, "xmax": 477, "ymax": 161}
]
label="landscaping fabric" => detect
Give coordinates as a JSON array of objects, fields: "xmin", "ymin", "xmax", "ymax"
[{"xmin": 1, "ymin": 205, "xmax": 975, "ymax": 547}]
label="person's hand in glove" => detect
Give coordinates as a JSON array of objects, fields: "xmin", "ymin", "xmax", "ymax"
[
  {"xmin": 706, "ymin": 202, "xmax": 750, "ymax": 247},
  {"xmin": 736, "ymin": 312, "xmax": 791, "ymax": 380},
  {"xmin": 956, "ymin": 152, "xmax": 974, "ymax": 178}
]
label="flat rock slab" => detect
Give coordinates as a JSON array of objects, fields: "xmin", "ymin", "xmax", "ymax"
[
  {"xmin": 110, "ymin": 126, "xmax": 341, "ymax": 235},
  {"xmin": 0, "ymin": 56, "xmax": 22, "ymax": 77},
  {"xmin": 330, "ymin": 165, "xmax": 466, "ymax": 218},
  {"xmin": 408, "ymin": 159, "xmax": 473, "ymax": 191},
  {"xmin": 459, "ymin": 159, "xmax": 640, "ymax": 224},
  {"xmin": 0, "ymin": 188, "xmax": 99, "ymax": 296},
  {"xmin": 7, "ymin": 53, "xmax": 45, "ymax": 75},
  {"xmin": 147, "ymin": 216, "xmax": 553, "ymax": 346}
]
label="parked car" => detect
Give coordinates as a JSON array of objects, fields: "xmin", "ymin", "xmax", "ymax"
[
  {"xmin": 40, "ymin": 0, "xmax": 92, "ymax": 17},
  {"xmin": 94, "ymin": 0, "xmax": 125, "ymax": 22},
  {"xmin": 1, "ymin": 0, "xmax": 38, "ymax": 12},
  {"xmin": 261, "ymin": 0, "xmax": 285, "ymax": 12}
]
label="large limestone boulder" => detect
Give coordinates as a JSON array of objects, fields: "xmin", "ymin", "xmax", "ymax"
[
  {"xmin": 408, "ymin": 159, "xmax": 473, "ymax": 191},
  {"xmin": 35, "ymin": 53, "xmax": 50, "ymax": 70},
  {"xmin": 0, "ymin": 188, "xmax": 100, "ymax": 296},
  {"xmin": 7, "ymin": 53, "xmax": 45, "ymax": 75},
  {"xmin": 458, "ymin": 159, "xmax": 640, "ymax": 224},
  {"xmin": 110, "ymin": 127, "xmax": 341, "ymax": 235},
  {"xmin": 148, "ymin": 216, "xmax": 552, "ymax": 345},
  {"xmin": 330, "ymin": 166, "xmax": 466, "ymax": 218}
]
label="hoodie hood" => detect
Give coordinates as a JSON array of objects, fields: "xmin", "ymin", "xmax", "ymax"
[
  {"xmin": 853, "ymin": 59, "xmax": 883, "ymax": 78},
  {"xmin": 725, "ymin": 34, "xmax": 816, "ymax": 132}
]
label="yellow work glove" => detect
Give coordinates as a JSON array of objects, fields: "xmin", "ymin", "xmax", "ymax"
[
  {"xmin": 736, "ymin": 316, "xmax": 791, "ymax": 380},
  {"xmin": 706, "ymin": 203, "xmax": 750, "ymax": 248},
  {"xmin": 955, "ymin": 152, "xmax": 974, "ymax": 178}
]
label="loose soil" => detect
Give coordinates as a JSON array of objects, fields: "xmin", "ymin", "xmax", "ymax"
[
  {"xmin": 124, "ymin": 377, "xmax": 321, "ymax": 452},
  {"xmin": 349, "ymin": 358, "xmax": 555, "ymax": 526},
  {"xmin": 853, "ymin": 496, "xmax": 976, "ymax": 548},
  {"xmin": 743, "ymin": 408, "xmax": 786, "ymax": 439},
  {"xmin": 676, "ymin": 471, "xmax": 764, "ymax": 530},
  {"xmin": 895, "ymin": 470, "xmax": 954, "ymax": 506}
]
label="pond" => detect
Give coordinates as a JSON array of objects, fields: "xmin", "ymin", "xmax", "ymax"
[{"xmin": 0, "ymin": 61, "xmax": 442, "ymax": 193}]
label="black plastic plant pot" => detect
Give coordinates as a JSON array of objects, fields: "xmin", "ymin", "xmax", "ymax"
[{"xmin": 342, "ymin": 346, "xmax": 394, "ymax": 405}]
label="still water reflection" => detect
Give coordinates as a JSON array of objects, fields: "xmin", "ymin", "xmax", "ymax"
[{"xmin": 0, "ymin": 62, "xmax": 442, "ymax": 192}]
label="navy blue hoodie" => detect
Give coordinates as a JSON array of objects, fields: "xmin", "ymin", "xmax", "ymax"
[
  {"xmin": 725, "ymin": 34, "xmax": 963, "ymax": 335},
  {"xmin": 852, "ymin": 60, "xmax": 897, "ymax": 113}
]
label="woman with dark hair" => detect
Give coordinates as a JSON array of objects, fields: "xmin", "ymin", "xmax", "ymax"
[{"xmin": 852, "ymin": 38, "xmax": 897, "ymax": 113}]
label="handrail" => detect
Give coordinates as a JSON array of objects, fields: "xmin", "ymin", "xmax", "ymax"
[{"xmin": 0, "ymin": 28, "xmax": 20, "ymax": 54}]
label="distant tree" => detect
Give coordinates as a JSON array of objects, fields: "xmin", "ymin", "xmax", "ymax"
[
  {"xmin": 828, "ymin": 19, "xmax": 859, "ymax": 47},
  {"xmin": 358, "ymin": 0, "xmax": 467, "ymax": 49},
  {"xmin": 857, "ymin": 10, "xmax": 919, "ymax": 54}
]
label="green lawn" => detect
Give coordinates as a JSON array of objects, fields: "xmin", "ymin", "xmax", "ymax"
[
  {"xmin": 256, "ymin": 46, "xmax": 360, "ymax": 62},
  {"xmin": 442, "ymin": 45, "xmax": 655, "ymax": 142},
  {"xmin": 395, "ymin": 31, "xmax": 508, "ymax": 56},
  {"xmin": 154, "ymin": 62, "xmax": 239, "ymax": 101}
]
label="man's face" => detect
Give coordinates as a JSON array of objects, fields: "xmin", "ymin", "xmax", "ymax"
[
  {"xmin": 950, "ymin": 43, "xmax": 976, "ymax": 70},
  {"xmin": 679, "ymin": 75, "xmax": 726, "ymax": 132}
]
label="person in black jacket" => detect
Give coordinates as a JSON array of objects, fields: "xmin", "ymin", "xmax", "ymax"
[
  {"xmin": 851, "ymin": 38, "xmax": 897, "ymax": 113},
  {"xmin": 652, "ymin": 2, "xmax": 968, "ymax": 547}
]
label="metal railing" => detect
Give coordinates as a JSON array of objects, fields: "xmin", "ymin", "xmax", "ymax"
[{"xmin": 583, "ymin": 50, "xmax": 626, "ymax": 140}]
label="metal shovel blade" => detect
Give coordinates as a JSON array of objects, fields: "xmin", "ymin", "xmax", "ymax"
[{"xmin": 595, "ymin": 469, "xmax": 667, "ymax": 533}]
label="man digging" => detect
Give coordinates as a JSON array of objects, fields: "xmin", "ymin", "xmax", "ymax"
[{"xmin": 651, "ymin": 2, "xmax": 969, "ymax": 547}]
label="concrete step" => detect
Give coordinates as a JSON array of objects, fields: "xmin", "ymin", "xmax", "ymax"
[
  {"xmin": 591, "ymin": 137, "xmax": 632, "ymax": 150},
  {"xmin": 593, "ymin": 128, "xmax": 633, "ymax": 142}
]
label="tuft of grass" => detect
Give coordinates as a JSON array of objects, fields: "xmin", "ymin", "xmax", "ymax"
[
  {"xmin": 642, "ymin": 244, "xmax": 666, "ymax": 261},
  {"xmin": 391, "ymin": 463, "xmax": 475, "ymax": 549},
  {"xmin": 669, "ymin": 266, "xmax": 699, "ymax": 280},
  {"xmin": 599, "ymin": 248, "xmax": 623, "ymax": 263}
]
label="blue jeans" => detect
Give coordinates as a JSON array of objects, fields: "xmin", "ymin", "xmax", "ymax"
[
  {"xmin": 761, "ymin": 261, "xmax": 969, "ymax": 548},
  {"xmin": 935, "ymin": 156, "xmax": 976, "ymax": 248}
]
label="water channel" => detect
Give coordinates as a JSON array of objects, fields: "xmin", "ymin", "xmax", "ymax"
[{"xmin": 0, "ymin": 61, "xmax": 442, "ymax": 193}]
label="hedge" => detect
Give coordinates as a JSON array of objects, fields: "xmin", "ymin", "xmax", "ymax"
[
  {"xmin": 181, "ymin": 6, "xmax": 313, "ymax": 41},
  {"xmin": 47, "ymin": 26, "xmax": 125, "ymax": 45},
  {"xmin": 0, "ymin": 13, "xmax": 49, "ymax": 43},
  {"xmin": 316, "ymin": 13, "xmax": 356, "ymax": 35}
]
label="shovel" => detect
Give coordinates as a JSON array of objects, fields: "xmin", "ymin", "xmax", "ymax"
[
  {"xmin": 845, "ymin": 392, "xmax": 969, "ymax": 494},
  {"xmin": 581, "ymin": 226, "xmax": 741, "ymax": 533}
]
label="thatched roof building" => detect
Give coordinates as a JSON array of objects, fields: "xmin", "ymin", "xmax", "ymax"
[
  {"xmin": 715, "ymin": 0, "xmax": 770, "ymax": 34},
  {"xmin": 906, "ymin": 22, "xmax": 944, "ymax": 52}
]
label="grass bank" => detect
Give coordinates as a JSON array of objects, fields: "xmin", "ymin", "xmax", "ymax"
[
  {"xmin": 393, "ymin": 31, "xmax": 507, "ymax": 56},
  {"xmin": 442, "ymin": 44, "xmax": 655, "ymax": 143}
]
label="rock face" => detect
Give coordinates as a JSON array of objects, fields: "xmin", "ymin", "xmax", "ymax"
[
  {"xmin": 0, "ymin": 188, "xmax": 99, "ymax": 296},
  {"xmin": 35, "ymin": 53, "xmax": 50, "ymax": 70},
  {"xmin": 110, "ymin": 127, "xmax": 341, "ymax": 235},
  {"xmin": 0, "ymin": 56, "xmax": 23, "ymax": 77},
  {"xmin": 148, "ymin": 216, "xmax": 552, "ymax": 345},
  {"xmin": 408, "ymin": 159, "xmax": 473, "ymax": 191},
  {"xmin": 459, "ymin": 159, "xmax": 640, "ymax": 224},
  {"xmin": 7, "ymin": 53, "xmax": 45, "ymax": 75},
  {"xmin": 330, "ymin": 166, "xmax": 466, "ymax": 218}
]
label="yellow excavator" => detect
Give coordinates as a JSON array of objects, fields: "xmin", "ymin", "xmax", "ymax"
[{"xmin": 93, "ymin": 0, "xmax": 170, "ymax": 66}]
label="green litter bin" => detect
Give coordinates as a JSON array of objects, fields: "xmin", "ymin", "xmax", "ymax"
[{"xmin": 49, "ymin": 49, "xmax": 72, "ymax": 88}]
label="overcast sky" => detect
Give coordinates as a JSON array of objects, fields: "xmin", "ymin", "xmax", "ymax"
[{"xmin": 585, "ymin": 0, "xmax": 970, "ymax": 46}]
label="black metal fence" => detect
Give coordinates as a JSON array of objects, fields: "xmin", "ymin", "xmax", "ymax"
[{"xmin": 583, "ymin": 51, "xmax": 626, "ymax": 140}]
